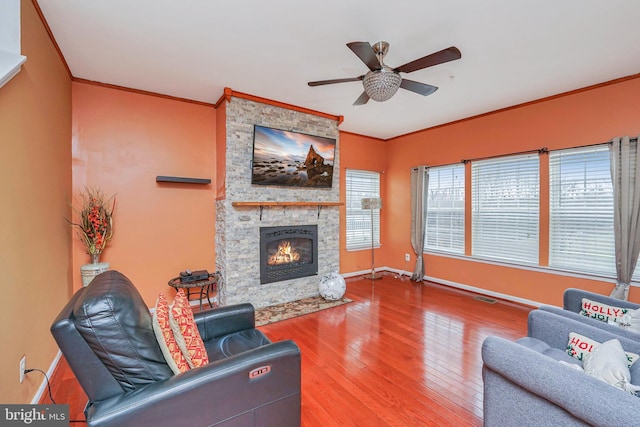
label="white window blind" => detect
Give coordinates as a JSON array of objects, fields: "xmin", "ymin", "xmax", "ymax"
[
  {"xmin": 346, "ymin": 169, "xmax": 381, "ymax": 250},
  {"xmin": 549, "ymin": 145, "xmax": 618, "ymax": 276},
  {"xmin": 425, "ymin": 164, "xmax": 465, "ymax": 254},
  {"xmin": 472, "ymin": 154, "xmax": 539, "ymax": 264}
]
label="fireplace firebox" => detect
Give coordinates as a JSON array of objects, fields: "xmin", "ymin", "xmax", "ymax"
[{"xmin": 259, "ymin": 225, "xmax": 318, "ymax": 284}]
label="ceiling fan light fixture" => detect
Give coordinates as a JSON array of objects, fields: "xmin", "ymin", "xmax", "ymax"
[
  {"xmin": 309, "ymin": 41, "xmax": 461, "ymax": 105},
  {"xmin": 363, "ymin": 68, "xmax": 402, "ymax": 102}
]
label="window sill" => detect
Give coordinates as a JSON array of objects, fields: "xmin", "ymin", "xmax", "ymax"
[
  {"xmin": 346, "ymin": 245, "xmax": 382, "ymax": 252},
  {"xmin": 423, "ymin": 249, "xmax": 640, "ymax": 287},
  {"xmin": 0, "ymin": 50, "xmax": 27, "ymax": 89}
]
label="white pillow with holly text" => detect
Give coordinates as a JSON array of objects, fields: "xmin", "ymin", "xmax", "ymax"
[
  {"xmin": 580, "ymin": 298, "xmax": 629, "ymax": 322},
  {"xmin": 579, "ymin": 298, "xmax": 628, "ymax": 323}
]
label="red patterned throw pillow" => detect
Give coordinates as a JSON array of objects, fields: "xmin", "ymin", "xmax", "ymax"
[
  {"xmin": 152, "ymin": 293, "xmax": 191, "ymax": 374},
  {"xmin": 169, "ymin": 289, "xmax": 209, "ymax": 368}
]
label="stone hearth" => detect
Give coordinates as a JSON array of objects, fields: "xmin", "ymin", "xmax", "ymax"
[{"xmin": 215, "ymin": 96, "xmax": 340, "ymax": 308}]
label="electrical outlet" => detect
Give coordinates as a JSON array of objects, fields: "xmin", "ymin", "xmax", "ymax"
[
  {"xmin": 405, "ymin": 253, "xmax": 410, "ymax": 262},
  {"xmin": 19, "ymin": 356, "xmax": 26, "ymax": 384}
]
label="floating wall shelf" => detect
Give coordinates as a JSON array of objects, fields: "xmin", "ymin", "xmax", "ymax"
[{"xmin": 156, "ymin": 176, "xmax": 211, "ymax": 185}]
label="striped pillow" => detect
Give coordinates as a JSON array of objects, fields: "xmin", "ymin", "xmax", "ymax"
[
  {"xmin": 152, "ymin": 292, "xmax": 190, "ymax": 374},
  {"xmin": 169, "ymin": 289, "xmax": 209, "ymax": 368}
]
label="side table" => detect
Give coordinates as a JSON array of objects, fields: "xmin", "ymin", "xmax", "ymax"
[{"xmin": 168, "ymin": 272, "xmax": 220, "ymax": 311}]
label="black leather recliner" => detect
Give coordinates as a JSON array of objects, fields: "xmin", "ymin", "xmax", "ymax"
[{"xmin": 50, "ymin": 270, "xmax": 301, "ymax": 427}]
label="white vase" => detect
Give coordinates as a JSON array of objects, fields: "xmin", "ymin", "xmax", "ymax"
[{"xmin": 80, "ymin": 254, "xmax": 110, "ymax": 287}]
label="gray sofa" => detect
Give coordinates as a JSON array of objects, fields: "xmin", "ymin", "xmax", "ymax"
[
  {"xmin": 482, "ymin": 309, "xmax": 640, "ymax": 426},
  {"xmin": 540, "ymin": 288, "xmax": 640, "ymax": 341}
]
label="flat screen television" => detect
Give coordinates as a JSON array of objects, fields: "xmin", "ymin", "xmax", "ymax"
[{"xmin": 251, "ymin": 125, "xmax": 336, "ymax": 188}]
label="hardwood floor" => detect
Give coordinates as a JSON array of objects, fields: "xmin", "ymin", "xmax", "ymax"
[{"xmin": 43, "ymin": 273, "xmax": 532, "ymax": 426}]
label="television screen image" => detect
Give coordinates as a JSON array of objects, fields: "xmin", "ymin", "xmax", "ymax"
[{"xmin": 251, "ymin": 125, "xmax": 336, "ymax": 188}]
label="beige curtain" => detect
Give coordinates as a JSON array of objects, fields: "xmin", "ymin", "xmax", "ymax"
[
  {"xmin": 410, "ymin": 166, "xmax": 428, "ymax": 281},
  {"xmin": 609, "ymin": 136, "xmax": 640, "ymax": 300}
]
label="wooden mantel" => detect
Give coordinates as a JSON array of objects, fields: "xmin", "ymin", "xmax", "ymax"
[
  {"xmin": 231, "ymin": 201, "xmax": 343, "ymax": 220},
  {"xmin": 232, "ymin": 201, "xmax": 342, "ymax": 207}
]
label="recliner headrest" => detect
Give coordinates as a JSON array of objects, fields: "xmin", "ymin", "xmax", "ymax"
[{"xmin": 73, "ymin": 270, "xmax": 172, "ymax": 392}]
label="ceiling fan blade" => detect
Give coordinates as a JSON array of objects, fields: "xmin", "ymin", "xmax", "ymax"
[
  {"xmin": 353, "ymin": 91, "xmax": 370, "ymax": 106},
  {"xmin": 394, "ymin": 46, "xmax": 461, "ymax": 74},
  {"xmin": 308, "ymin": 76, "xmax": 363, "ymax": 87},
  {"xmin": 347, "ymin": 41, "xmax": 381, "ymax": 71},
  {"xmin": 400, "ymin": 79, "xmax": 438, "ymax": 96}
]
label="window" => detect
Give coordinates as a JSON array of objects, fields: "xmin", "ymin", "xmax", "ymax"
[
  {"xmin": 424, "ymin": 164, "xmax": 465, "ymax": 254},
  {"xmin": 471, "ymin": 154, "xmax": 539, "ymax": 264},
  {"xmin": 346, "ymin": 169, "xmax": 380, "ymax": 250},
  {"xmin": 0, "ymin": 0, "xmax": 26, "ymax": 89},
  {"xmin": 549, "ymin": 145, "xmax": 620, "ymax": 278}
]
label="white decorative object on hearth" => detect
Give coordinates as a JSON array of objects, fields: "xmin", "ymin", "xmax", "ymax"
[{"xmin": 319, "ymin": 272, "xmax": 346, "ymax": 301}]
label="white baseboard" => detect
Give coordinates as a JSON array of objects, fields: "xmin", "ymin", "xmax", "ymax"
[
  {"xmin": 31, "ymin": 350, "xmax": 62, "ymax": 404},
  {"xmin": 342, "ymin": 268, "xmax": 376, "ymax": 278},
  {"xmin": 342, "ymin": 266, "xmax": 544, "ymax": 308},
  {"xmin": 383, "ymin": 267, "xmax": 413, "ymax": 278},
  {"xmin": 422, "ymin": 274, "xmax": 544, "ymax": 308},
  {"xmin": 341, "ymin": 267, "xmax": 407, "ymax": 279}
]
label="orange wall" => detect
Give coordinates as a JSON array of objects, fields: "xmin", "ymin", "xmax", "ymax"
[
  {"xmin": 383, "ymin": 76, "xmax": 640, "ymax": 306},
  {"xmin": 338, "ymin": 132, "xmax": 388, "ymax": 272},
  {"xmin": 0, "ymin": 0, "xmax": 72, "ymax": 403},
  {"xmin": 71, "ymin": 82, "xmax": 216, "ymax": 306}
]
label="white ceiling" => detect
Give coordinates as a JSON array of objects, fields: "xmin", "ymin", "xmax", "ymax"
[{"xmin": 37, "ymin": 0, "xmax": 640, "ymax": 140}]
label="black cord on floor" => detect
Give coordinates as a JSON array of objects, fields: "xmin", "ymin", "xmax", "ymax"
[
  {"xmin": 25, "ymin": 368, "xmax": 87, "ymax": 423},
  {"xmin": 25, "ymin": 369, "xmax": 56, "ymax": 404}
]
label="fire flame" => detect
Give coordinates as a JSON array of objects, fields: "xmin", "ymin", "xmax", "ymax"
[{"xmin": 268, "ymin": 241, "xmax": 301, "ymax": 265}]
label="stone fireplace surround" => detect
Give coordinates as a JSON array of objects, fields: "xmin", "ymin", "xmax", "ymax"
[{"xmin": 215, "ymin": 96, "xmax": 340, "ymax": 308}]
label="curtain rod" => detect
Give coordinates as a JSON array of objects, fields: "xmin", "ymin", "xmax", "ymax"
[
  {"xmin": 463, "ymin": 137, "xmax": 637, "ymax": 164},
  {"xmin": 568, "ymin": 137, "xmax": 636, "ymax": 151},
  {"xmin": 461, "ymin": 148, "xmax": 548, "ymax": 164},
  {"xmin": 411, "ymin": 136, "xmax": 638, "ymax": 171}
]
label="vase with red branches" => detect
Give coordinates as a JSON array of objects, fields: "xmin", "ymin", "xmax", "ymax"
[{"xmin": 68, "ymin": 187, "xmax": 116, "ymax": 264}]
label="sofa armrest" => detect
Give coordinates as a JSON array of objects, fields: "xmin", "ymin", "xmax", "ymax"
[
  {"xmin": 85, "ymin": 340, "xmax": 301, "ymax": 427},
  {"xmin": 194, "ymin": 303, "xmax": 255, "ymax": 340},
  {"xmin": 564, "ymin": 288, "xmax": 640, "ymax": 313},
  {"xmin": 482, "ymin": 336, "xmax": 640, "ymax": 426}
]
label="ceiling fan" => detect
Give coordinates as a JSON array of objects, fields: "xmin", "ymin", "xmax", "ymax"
[{"xmin": 308, "ymin": 41, "xmax": 461, "ymax": 105}]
